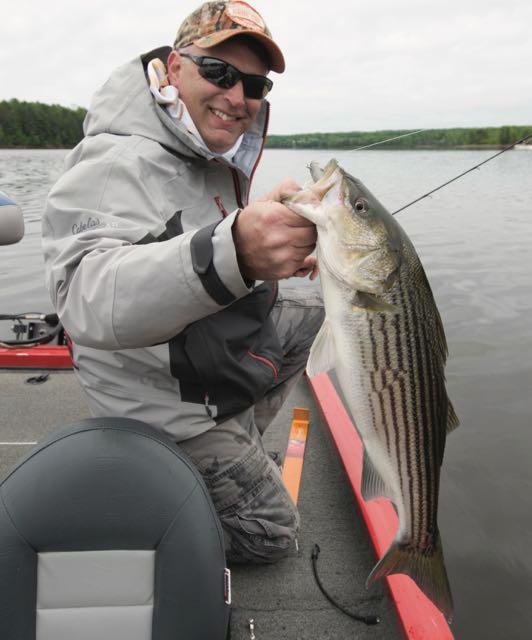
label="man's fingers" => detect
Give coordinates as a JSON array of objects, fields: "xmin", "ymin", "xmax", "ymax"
[
  {"xmin": 275, "ymin": 184, "xmax": 301, "ymax": 203},
  {"xmin": 289, "ymin": 225, "xmax": 317, "ymax": 248},
  {"xmin": 309, "ymin": 263, "xmax": 320, "ymax": 280},
  {"xmin": 281, "ymin": 205, "xmax": 317, "ymax": 227},
  {"xmin": 293, "ymin": 268, "xmax": 311, "ymax": 278},
  {"xmin": 292, "ymin": 256, "xmax": 319, "ymax": 280},
  {"xmin": 300, "ymin": 255, "xmax": 317, "ymax": 270},
  {"xmin": 258, "ymin": 179, "xmax": 302, "ymax": 203},
  {"xmin": 234, "ymin": 196, "xmax": 319, "ymax": 281}
]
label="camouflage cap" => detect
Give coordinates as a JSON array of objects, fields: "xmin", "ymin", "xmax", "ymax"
[{"xmin": 174, "ymin": 1, "xmax": 285, "ymax": 73}]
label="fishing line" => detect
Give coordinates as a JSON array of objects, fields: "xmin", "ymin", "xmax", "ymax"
[
  {"xmin": 341, "ymin": 129, "xmax": 429, "ymax": 152},
  {"xmin": 392, "ymin": 132, "xmax": 532, "ymax": 215}
]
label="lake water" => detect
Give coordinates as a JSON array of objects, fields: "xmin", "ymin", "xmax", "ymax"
[{"xmin": 2, "ymin": 147, "xmax": 532, "ymax": 639}]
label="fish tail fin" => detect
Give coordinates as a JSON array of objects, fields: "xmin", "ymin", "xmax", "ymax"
[{"xmin": 366, "ymin": 533, "xmax": 454, "ymax": 623}]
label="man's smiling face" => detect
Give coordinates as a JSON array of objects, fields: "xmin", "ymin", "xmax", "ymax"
[{"xmin": 168, "ymin": 39, "xmax": 268, "ymax": 154}]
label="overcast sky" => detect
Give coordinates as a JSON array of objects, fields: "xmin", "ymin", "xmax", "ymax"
[{"xmin": 2, "ymin": 0, "xmax": 531, "ymax": 134}]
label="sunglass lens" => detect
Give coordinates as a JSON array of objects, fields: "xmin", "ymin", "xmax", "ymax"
[
  {"xmin": 196, "ymin": 57, "xmax": 272, "ymax": 99},
  {"xmin": 221, "ymin": 65, "xmax": 239, "ymax": 89},
  {"xmin": 198, "ymin": 59, "xmax": 228, "ymax": 82},
  {"xmin": 242, "ymin": 77, "xmax": 273, "ymax": 99}
]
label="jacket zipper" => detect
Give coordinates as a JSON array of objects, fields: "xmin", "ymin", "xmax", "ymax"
[
  {"xmin": 230, "ymin": 102, "xmax": 270, "ymax": 207},
  {"xmin": 246, "ymin": 103, "xmax": 270, "ymax": 204},
  {"xmin": 247, "ymin": 350, "xmax": 278, "ymax": 382},
  {"xmin": 231, "ymin": 168, "xmax": 244, "ymax": 209},
  {"xmin": 236, "ymin": 103, "xmax": 278, "ymax": 384}
]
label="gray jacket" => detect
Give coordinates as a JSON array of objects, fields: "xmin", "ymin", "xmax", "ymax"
[{"xmin": 42, "ymin": 47, "xmax": 282, "ymax": 440}]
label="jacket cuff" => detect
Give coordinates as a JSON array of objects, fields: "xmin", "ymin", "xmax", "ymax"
[
  {"xmin": 190, "ymin": 211, "xmax": 252, "ymax": 305},
  {"xmin": 212, "ymin": 210, "xmax": 254, "ymax": 296}
]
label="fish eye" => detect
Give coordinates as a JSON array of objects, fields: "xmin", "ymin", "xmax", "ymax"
[{"xmin": 354, "ymin": 197, "xmax": 370, "ymax": 214}]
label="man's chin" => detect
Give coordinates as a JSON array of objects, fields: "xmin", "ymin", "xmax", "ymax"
[{"xmin": 204, "ymin": 133, "xmax": 240, "ymax": 155}]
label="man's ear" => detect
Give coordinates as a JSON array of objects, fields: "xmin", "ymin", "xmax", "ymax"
[{"xmin": 167, "ymin": 50, "xmax": 182, "ymax": 87}]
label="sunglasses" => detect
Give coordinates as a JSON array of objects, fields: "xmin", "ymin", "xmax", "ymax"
[{"xmin": 179, "ymin": 53, "xmax": 273, "ymax": 100}]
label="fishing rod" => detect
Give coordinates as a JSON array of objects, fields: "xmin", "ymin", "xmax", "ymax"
[{"xmin": 392, "ymin": 132, "xmax": 532, "ymax": 215}]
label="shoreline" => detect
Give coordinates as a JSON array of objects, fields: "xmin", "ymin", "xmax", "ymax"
[{"xmin": 0, "ymin": 144, "xmax": 521, "ymax": 151}]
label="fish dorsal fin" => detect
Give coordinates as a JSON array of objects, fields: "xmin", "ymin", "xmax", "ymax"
[
  {"xmin": 446, "ymin": 400, "xmax": 460, "ymax": 434},
  {"xmin": 307, "ymin": 318, "xmax": 336, "ymax": 377},
  {"xmin": 361, "ymin": 448, "xmax": 395, "ymax": 502}
]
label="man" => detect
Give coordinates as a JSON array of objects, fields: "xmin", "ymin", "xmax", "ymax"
[{"xmin": 42, "ymin": 0, "xmax": 323, "ymax": 563}]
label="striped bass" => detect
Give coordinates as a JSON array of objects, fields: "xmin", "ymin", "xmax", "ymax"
[{"xmin": 285, "ymin": 159, "xmax": 458, "ymax": 622}]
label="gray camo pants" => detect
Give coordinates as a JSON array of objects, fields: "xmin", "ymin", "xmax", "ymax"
[{"xmin": 179, "ymin": 287, "xmax": 324, "ymax": 563}]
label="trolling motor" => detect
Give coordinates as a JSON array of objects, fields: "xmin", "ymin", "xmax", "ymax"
[
  {"xmin": 0, "ymin": 195, "xmax": 65, "ymax": 348},
  {"xmin": 0, "ymin": 190, "xmax": 25, "ymax": 245},
  {"xmin": 0, "ymin": 312, "xmax": 66, "ymax": 348}
]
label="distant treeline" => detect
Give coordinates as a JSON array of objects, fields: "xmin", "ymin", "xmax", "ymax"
[
  {"xmin": 265, "ymin": 126, "xmax": 532, "ymax": 150},
  {"xmin": 0, "ymin": 99, "xmax": 530, "ymax": 150},
  {"xmin": 0, "ymin": 100, "xmax": 87, "ymax": 148}
]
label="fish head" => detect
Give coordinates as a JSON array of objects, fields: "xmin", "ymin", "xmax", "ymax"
[{"xmin": 285, "ymin": 159, "xmax": 402, "ymax": 293}]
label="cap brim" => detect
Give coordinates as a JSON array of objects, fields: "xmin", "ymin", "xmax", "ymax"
[{"xmin": 193, "ymin": 29, "xmax": 285, "ymax": 73}]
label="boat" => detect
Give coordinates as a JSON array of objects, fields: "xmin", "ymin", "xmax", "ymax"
[
  {"xmin": 0, "ymin": 199, "xmax": 454, "ymax": 639},
  {"xmin": 514, "ymin": 143, "xmax": 532, "ymax": 150}
]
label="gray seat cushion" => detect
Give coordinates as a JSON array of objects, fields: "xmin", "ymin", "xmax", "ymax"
[{"xmin": 0, "ymin": 418, "xmax": 230, "ymax": 640}]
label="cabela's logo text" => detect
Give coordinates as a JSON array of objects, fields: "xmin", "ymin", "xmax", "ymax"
[{"xmin": 72, "ymin": 217, "xmax": 103, "ymax": 234}]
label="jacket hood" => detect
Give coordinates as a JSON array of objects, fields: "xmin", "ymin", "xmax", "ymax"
[{"xmin": 83, "ymin": 46, "xmax": 269, "ymax": 175}]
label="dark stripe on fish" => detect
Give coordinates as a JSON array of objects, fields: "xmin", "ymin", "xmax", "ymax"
[
  {"xmin": 369, "ymin": 316, "xmax": 391, "ymax": 450},
  {"xmin": 421, "ymin": 316, "xmax": 446, "ymax": 535},
  {"xmin": 399, "ymin": 279, "xmax": 422, "ymax": 544},
  {"xmin": 391, "ymin": 305, "xmax": 406, "ymax": 495},
  {"xmin": 380, "ymin": 311, "xmax": 403, "ymax": 479},
  {"xmin": 421, "ymin": 315, "xmax": 440, "ymax": 541},
  {"xmin": 409, "ymin": 293, "xmax": 431, "ymax": 546},
  {"xmin": 368, "ymin": 315, "xmax": 379, "ymax": 371}
]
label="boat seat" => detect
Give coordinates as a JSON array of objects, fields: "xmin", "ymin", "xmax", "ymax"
[{"xmin": 0, "ymin": 417, "xmax": 230, "ymax": 640}]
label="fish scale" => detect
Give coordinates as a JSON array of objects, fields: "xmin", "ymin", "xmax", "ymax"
[{"xmin": 285, "ymin": 159, "xmax": 459, "ymax": 623}]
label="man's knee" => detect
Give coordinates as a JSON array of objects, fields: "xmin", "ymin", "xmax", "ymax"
[
  {"xmin": 179, "ymin": 413, "xmax": 300, "ymax": 563},
  {"xmin": 217, "ymin": 450, "xmax": 300, "ymax": 564},
  {"xmin": 221, "ymin": 495, "xmax": 299, "ymax": 564}
]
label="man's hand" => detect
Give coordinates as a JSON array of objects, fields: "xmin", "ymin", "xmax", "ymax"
[{"xmin": 232, "ymin": 180, "xmax": 319, "ymax": 281}]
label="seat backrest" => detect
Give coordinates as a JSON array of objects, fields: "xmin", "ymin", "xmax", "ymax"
[{"xmin": 0, "ymin": 418, "xmax": 230, "ymax": 640}]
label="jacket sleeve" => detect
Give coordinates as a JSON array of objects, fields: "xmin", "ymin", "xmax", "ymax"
[{"xmin": 42, "ymin": 152, "xmax": 252, "ymax": 350}]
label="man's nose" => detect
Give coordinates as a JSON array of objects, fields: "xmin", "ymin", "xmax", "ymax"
[{"xmin": 223, "ymin": 80, "xmax": 246, "ymax": 106}]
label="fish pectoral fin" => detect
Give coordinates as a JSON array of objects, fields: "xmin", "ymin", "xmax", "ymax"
[
  {"xmin": 446, "ymin": 400, "xmax": 460, "ymax": 434},
  {"xmin": 361, "ymin": 449, "xmax": 395, "ymax": 501},
  {"xmin": 307, "ymin": 318, "xmax": 336, "ymax": 377},
  {"xmin": 352, "ymin": 291, "xmax": 398, "ymax": 313}
]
